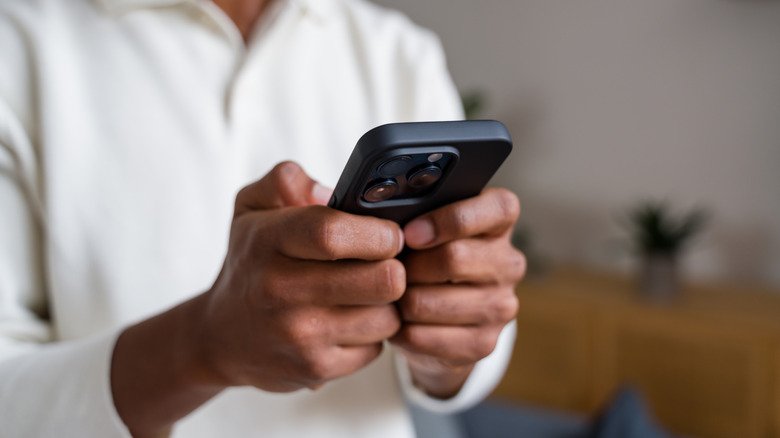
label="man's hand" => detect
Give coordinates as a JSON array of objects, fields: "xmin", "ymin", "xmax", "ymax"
[
  {"xmin": 390, "ymin": 188, "xmax": 525, "ymax": 399},
  {"xmin": 112, "ymin": 162, "xmax": 405, "ymax": 437},
  {"xmin": 200, "ymin": 161, "xmax": 406, "ymax": 391}
]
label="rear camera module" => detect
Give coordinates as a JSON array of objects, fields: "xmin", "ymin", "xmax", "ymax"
[
  {"xmin": 407, "ymin": 164, "xmax": 443, "ymax": 188},
  {"xmin": 378, "ymin": 156, "xmax": 412, "ymax": 178},
  {"xmin": 363, "ymin": 179, "xmax": 398, "ymax": 202}
]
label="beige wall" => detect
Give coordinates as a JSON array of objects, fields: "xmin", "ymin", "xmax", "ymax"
[{"xmin": 375, "ymin": 0, "xmax": 780, "ymax": 286}]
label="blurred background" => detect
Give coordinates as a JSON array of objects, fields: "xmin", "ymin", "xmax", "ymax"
[
  {"xmin": 377, "ymin": 0, "xmax": 780, "ymax": 285},
  {"xmin": 373, "ymin": 0, "xmax": 780, "ymax": 436}
]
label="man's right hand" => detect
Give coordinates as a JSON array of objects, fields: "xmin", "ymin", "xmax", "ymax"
[
  {"xmin": 111, "ymin": 162, "xmax": 405, "ymax": 437},
  {"xmin": 199, "ymin": 161, "xmax": 405, "ymax": 391}
]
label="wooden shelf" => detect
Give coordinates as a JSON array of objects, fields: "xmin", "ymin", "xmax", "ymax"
[{"xmin": 494, "ymin": 266, "xmax": 780, "ymax": 438}]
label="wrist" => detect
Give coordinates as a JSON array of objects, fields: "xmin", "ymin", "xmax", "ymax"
[
  {"xmin": 111, "ymin": 293, "xmax": 226, "ymax": 436},
  {"xmin": 181, "ymin": 292, "xmax": 234, "ymax": 388}
]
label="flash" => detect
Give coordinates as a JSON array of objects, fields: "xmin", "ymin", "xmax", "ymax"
[{"xmin": 427, "ymin": 153, "xmax": 443, "ymax": 162}]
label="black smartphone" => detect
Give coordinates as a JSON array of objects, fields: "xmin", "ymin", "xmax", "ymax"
[{"xmin": 328, "ymin": 120, "xmax": 512, "ymax": 225}]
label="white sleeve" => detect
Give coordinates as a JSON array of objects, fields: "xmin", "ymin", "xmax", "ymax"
[
  {"xmin": 0, "ymin": 95, "xmax": 131, "ymax": 437},
  {"xmin": 391, "ymin": 27, "xmax": 517, "ymax": 413}
]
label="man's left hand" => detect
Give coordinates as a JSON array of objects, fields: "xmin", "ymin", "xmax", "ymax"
[{"xmin": 390, "ymin": 188, "xmax": 525, "ymax": 399}]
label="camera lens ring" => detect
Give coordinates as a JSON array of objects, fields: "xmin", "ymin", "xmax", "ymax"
[
  {"xmin": 378, "ymin": 156, "xmax": 413, "ymax": 178},
  {"xmin": 363, "ymin": 179, "xmax": 398, "ymax": 203},
  {"xmin": 407, "ymin": 164, "xmax": 442, "ymax": 189}
]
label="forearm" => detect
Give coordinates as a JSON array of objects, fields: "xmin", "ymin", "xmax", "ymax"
[{"xmin": 111, "ymin": 292, "xmax": 225, "ymax": 438}]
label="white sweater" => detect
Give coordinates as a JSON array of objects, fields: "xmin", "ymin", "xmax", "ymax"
[{"xmin": 0, "ymin": 0, "xmax": 515, "ymax": 436}]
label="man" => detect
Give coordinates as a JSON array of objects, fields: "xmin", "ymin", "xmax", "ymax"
[{"xmin": 0, "ymin": 0, "xmax": 525, "ymax": 436}]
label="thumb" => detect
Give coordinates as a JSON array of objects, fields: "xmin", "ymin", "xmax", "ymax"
[{"xmin": 234, "ymin": 161, "xmax": 333, "ymax": 216}]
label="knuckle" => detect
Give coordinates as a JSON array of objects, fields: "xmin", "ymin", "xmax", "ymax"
[
  {"xmin": 449, "ymin": 205, "xmax": 474, "ymax": 237},
  {"xmin": 492, "ymin": 290, "xmax": 519, "ymax": 323},
  {"xmin": 301, "ymin": 351, "xmax": 335, "ymax": 382},
  {"xmin": 508, "ymin": 248, "xmax": 527, "ymax": 283},
  {"xmin": 377, "ymin": 224, "xmax": 401, "ymax": 257},
  {"xmin": 377, "ymin": 305, "xmax": 402, "ymax": 337},
  {"xmin": 401, "ymin": 325, "xmax": 425, "ymax": 349},
  {"xmin": 283, "ymin": 313, "xmax": 326, "ymax": 347},
  {"xmin": 377, "ymin": 259, "xmax": 406, "ymax": 302},
  {"xmin": 265, "ymin": 162, "xmax": 302, "ymax": 208},
  {"xmin": 442, "ymin": 241, "xmax": 462, "ymax": 267},
  {"xmin": 493, "ymin": 189, "xmax": 521, "ymax": 222},
  {"xmin": 310, "ymin": 213, "xmax": 340, "ymax": 260},
  {"xmin": 272, "ymin": 161, "xmax": 301, "ymax": 187},
  {"xmin": 257, "ymin": 270, "xmax": 287, "ymax": 306},
  {"xmin": 430, "ymin": 205, "xmax": 470, "ymax": 242},
  {"xmin": 471, "ymin": 330, "xmax": 499, "ymax": 360},
  {"xmin": 398, "ymin": 288, "xmax": 425, "ymax": 320},
  {"xmin": 442, "ymin": 241, "xmax": 469, "ymax": 280},
  {"xmin": 275, "ymin": 162, "xmax": 307, "ymax": 206}
]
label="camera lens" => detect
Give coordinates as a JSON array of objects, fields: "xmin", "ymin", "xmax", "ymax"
[
  {"xmin": 363, "ymin": 179, "xmax": 398, "ymax": 202},
  {"xmin": 407, "ymin": 164, "xmax": 442, "ymax": 188},
  {"xmin": 378, "ymin": 156, "xmax": 412, "ymax": 178}
]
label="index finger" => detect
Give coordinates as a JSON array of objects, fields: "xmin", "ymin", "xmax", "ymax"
[
  {"xmin": 402, "ymin": 188, "xmax": 520, "ymax": 250},
  {"xmin": 261, "ymin": 206, "xmax": 405, "ymax": 261}
]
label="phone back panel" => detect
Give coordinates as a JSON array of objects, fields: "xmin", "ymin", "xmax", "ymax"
[{"xmin": 328, "ymin": 120, "xmax": 513, "ymax": 225}]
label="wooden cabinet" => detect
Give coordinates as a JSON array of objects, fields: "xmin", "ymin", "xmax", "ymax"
[{"xmin": 493, "ymin": 267, "xmax": 780, "ymax": 438}]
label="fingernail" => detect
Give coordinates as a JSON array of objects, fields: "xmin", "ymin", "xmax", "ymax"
[
  {"xmin": 312, "ymin": 183, "xmax": 334, "ymax": 205},
  {"xmin": 404, "ymin": 218, "xmax": 435, "ymax": 246}
]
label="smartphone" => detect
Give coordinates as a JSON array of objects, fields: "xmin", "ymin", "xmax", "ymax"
[{"xmin": 328, "ymin": 120, "xmax": 512, "ymax": 225}]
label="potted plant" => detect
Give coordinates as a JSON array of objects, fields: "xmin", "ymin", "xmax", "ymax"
[{"xmin": 623, "ymin": 200, "xmax": 708, "ymax": 301}]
